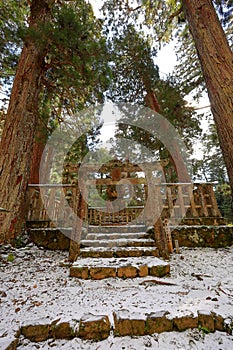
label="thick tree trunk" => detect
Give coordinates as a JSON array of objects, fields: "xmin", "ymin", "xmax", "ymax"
[
  {"xmin": 30, "ymin": 120, "xmax": 48, "ymax": 184},
  {"xmin": 30, "ymin": 141, "xmax": 46, "ymax": 184},
  {"xmin": 0, "ymin": 1, "xmax": 54, "ymax": 243},
  {"xmin": 182, "ymin": 0, "xmax": 233, "ymax": 197}
]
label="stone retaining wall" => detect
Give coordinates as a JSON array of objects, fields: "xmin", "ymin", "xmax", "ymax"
[
  {"xmin": 28, "ymin": 228, "xmax": 70, "ymax": 250},
  {"xmin": 3, "ymin": 310, "xmax": 233, "ymax": 349},
  {"xmin": 27, "ymin": 225, "xmax": 233, "ymax": 251},
  {"xmin": 171, "ymin": 225, "xmax": 233, "ymax": 248}
]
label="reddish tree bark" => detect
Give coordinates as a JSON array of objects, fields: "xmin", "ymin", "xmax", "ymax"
[
  {"xmin": 0, "ymin": 1, "xmax": 54, "ymax": 243},
  {"xmin": 30, "ymin": 120, "xmax": 48, "ymax": 184},
  {"xmin": 182, "ymin": 0, "xmax": 233, "ymax": 197}
]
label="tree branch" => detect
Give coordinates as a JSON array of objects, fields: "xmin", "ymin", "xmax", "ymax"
[
  {"xmin": 157, "ymin": 6, "xmax": 183, "ymax": 42},
  {"xmin": 169, "ymin": 6, "xmax": 183, "ymax": 22},
  {"xmin": 126, "ymin": 0, "xmax": 142, "ymax": 12}
]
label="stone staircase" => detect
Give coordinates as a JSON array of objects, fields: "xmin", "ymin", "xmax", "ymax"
[
  {"xmin": 27, "ymin": 222, "xmax": 171, "ymax": 280},
  {"xmin": 70, "ymin": 224, "xmax": 171, "ymax": 280},
  {"xmin": 79, "ymin": 224, "xmax": 159, "ymax": 258}
]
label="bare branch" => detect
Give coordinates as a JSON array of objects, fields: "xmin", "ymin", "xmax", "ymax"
[
  {"xmin": 218, "ymin": 286, "xmax": 233, "ymax": 298},
  {"xmin": 140, "ymin": 279, "xmax": 177, "ymax": 286}
]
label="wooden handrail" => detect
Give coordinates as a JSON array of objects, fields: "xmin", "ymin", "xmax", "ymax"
[{"xmin": 27, "ymin": 182, "xmax": 222, "ymax": 223}]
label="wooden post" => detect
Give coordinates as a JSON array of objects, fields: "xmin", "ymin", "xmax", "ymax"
[
  {"xmin": 174, "ymin": 240, "xmax": 180, "ymax": 254},
  {"xmin": 148, "ymin": 173, "xmax": 169, "ymax": 259},
  {"xmin": 164, "ymin": 219, "xmax": 173, "ymax": 253},
  {"xmin": 197, "ymin": 184, "xmax": 209, "ymax": 217},
  {"xmin": 206, "ymin": 184, "xmax": 222, "ymax": 217},
  {"xmin": 177, "ymin": 185, "xmax": 186, "ymax": 217},
  {"xmin": 68, "ymin": 185, "xmax": 80, "ymax": 262},
  {"xmin": 154, "ymin": 218, "xmax": 170, "ymax": 259},
  {"xmin": 187, "ymin": 184, "xmax": 198, "ymax": 217},
  {"xmin": 166, "ymin": 186, "xmax": 175, "ymax": 218},
  {"xmin": 68, "ymin": 180, "xmax": 87, "ymax": 263}
]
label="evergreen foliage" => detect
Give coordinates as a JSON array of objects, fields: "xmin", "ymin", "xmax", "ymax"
[{"xmin": 105, "ymin": 26, "xmax": 201, "ymax": 181}]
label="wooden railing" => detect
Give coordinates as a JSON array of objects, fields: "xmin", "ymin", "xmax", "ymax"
[
  {"xmin": 88, "ymin": 206, "xmax": 144, "ymax": 225},
  {"xmin": 87, "ymin": 183, "xmax": 222, "ymax": 226},
  {"xmin": 27, "ymin": 182, "xmax": 222, "ymax": 225},
  {"xmin": 160, "ymin": 183, "xmax": 221, "ymax": 220},
  {"xmin": 27, "ymin": 184, "xmax": 76, "ymax": 223}
]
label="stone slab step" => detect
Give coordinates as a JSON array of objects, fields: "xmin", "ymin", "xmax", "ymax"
[
  {"xmin": 81, "ymin": 238, "xmax": 155, "ymax": 248},
  {"xmin": 70, "ymin": 256, "xmax": 170, "ymax": 279},
  {"xmin": 18, "ymin": 309, "xmax": 230, "ymax": 344},
  {"xmin": 88, "ymin": 225, "xmax": 147, "ymax": 234},
  {"xmin": 80, "ymin": 246, "xmax": 159, "ymax": 258},
  {"xmin": 86, "ymin": 232, "xmax": 149, "ymax": 240}
]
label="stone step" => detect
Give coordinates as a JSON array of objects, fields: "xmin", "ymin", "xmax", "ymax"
[
  {"xmin": 17, "ymin": 309, "xmax": 231, "ymax": 344},
  {"xmin": 86, "ymin": 232, "xmax": 150, "ymax": 240},
  {"xmin": 81, "ymin": 238, "xmax": 155, "ymax": 248},
  {"xmin": 80, "ymin": 246, "xmax": 159, "ymax": 258},
  {"xmin": 88, "ymin": 225, "xmax": 147, "ymax": 234},
  {"xmin": 70, "ymin": 256, "xmax": 170, "ymax": 279}
]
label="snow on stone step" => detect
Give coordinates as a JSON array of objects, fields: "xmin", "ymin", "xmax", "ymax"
[
  {"xmin": 81, "ymin": 238, "xmax": 155, "ymax": 248},
  {"xmin": 86, "ymin": 232, "xmax": 149, "ymax": 240},
  {"xmin": 80, "ymin": 246, "xmax": 159, "ymax": 258},
  {"xmin": 70, "ymin": 255, "xmax": 170, "ymax": 279},
  {"xmin": 88, "ymin": 225, "xmax": 147, "ymax": 234},
  {"xmin": 72, "ymin": 256, "xmax": 169, "ymax": 268}
]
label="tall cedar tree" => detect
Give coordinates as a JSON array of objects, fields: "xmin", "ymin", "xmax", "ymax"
[
  {"xmin": 0, "ymin": 0, "xmax": 109, "ymax": 242},
  {"xmin": 182, "ymin": 0, "xmax": 233, "ymax": 198},
  {"xmin": 103, "ymin": 0, "xmax": 233, "ymax": 196},
  {"xmin": 0, "ymin": 0, "xmax": 55, "ymax": 243},
  {"xmin": 108, "ymin": 26, "xmax": 200, "ymax": 181}
]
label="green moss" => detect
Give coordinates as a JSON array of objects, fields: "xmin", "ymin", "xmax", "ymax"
[
  {"xmin": 145, "ymin": 320, "xmax": 149, "ymax": 334},
  {"xmin": 7, "ymin": 253, "xmax": 15, "ymax": 262},
  {"xmin": 198, "ymin": 324, "xmax": 210, "ymax": 334},
  {"xmin": 156, "ymin": 265, "xmax": 166, "ymax": 277}
]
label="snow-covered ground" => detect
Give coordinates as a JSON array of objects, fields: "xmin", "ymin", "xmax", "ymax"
[{"xmin": 0, "ymin": 244, "xmax": 233, "ymax": 349}]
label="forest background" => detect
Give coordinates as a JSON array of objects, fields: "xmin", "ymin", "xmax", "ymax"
[{"xmin": 0, "ymin": 0, "xmax": 232, "ymax": 244}]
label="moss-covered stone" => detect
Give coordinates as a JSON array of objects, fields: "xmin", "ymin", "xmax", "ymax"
[
  {"xmin": 70, "ymin": 266, "xmax": 89, "ymax": 279},
  {"xmin": 198, "ymin": 310, "xmax": 215, "ymax": 332},
  {"xmin": 28, "ymin": 228, "xmax": 70, "ymax": 250},
  {"xmin": 51, "ymin": 320, "xmax": 77, "ymax": 339},
  {"xmin": 149, "ymin": 264, "xmax": 170, "ymax": 277},
  {"xmin": 171, "ymin": 226, "xmax": 233, "ymax": 248}
]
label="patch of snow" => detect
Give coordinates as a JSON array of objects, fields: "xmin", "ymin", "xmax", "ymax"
[
  {"xmin": 73, "ymin": 256, "xmax": 168, "ymax": 268},
  {"xmin": 0, "ymin": 245, "xmax": 233, "ymax": 349}
]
